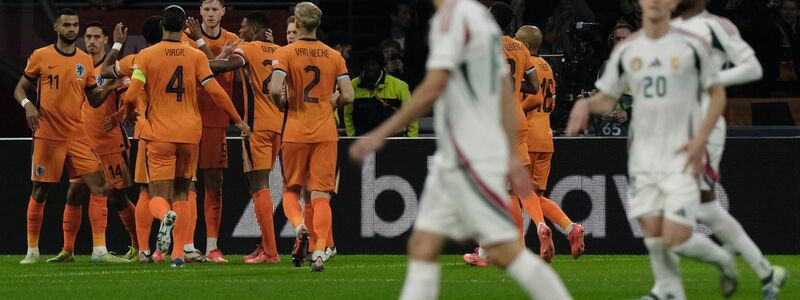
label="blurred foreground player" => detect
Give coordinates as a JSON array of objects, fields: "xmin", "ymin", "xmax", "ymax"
[
  {"xmin": 15, "ymin": 9, "xmax": 121, "ymax": 264},
  {"xmin": 350, "ymin": 0, "xmax": 571, "ymax": 299}
]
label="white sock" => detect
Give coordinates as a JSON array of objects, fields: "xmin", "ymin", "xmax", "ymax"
[
  {"xmin": 506, "ymin": 250, "xmax": 572, "ymax": 299},
  {"xmin": 697, "ymin": 201, "xmax": 772, "ymax": 279},
  {"xmin": 672, "ymin": 233, "xmax": 733, "ymax": 268},
  {"xmin": 26, "ymin": 247, "xmax": 39, "ymax": 256},
  {"xmin": 184, "ymin": 243, "xmax": 196, "ymax": 252},
  {"xmin": 294, "ymin": 224, "xmax": 306, "ymax": 234},
  {"xmin": 92, "ymin": 246, "xmax": 108, "ymax": 255},
  {"xmin": 312, "ymin": 250, "xmax": 325, "ymax": 260},
  {"xmin": 142, "ymin": 249, "xmax": 151, "ymax": 256},
  {"xmin": 399, "ymin": 259, "xmax": 440, "ymax": 300},
  {"xmin": 477, "ymin": 247, "xmax": 488, "ymax": 260},
  {"xmin": 644, "ymin": 237, "xmax": 685, "ymax": 299},
  {"xmin": 206, "ymin": 238, "xmax": 218, "ymax": 253}
]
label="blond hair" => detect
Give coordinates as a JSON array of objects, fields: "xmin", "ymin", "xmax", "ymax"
[{"xmin": 294, "ymin": 2, "xmax": 322, "ymax": 32}]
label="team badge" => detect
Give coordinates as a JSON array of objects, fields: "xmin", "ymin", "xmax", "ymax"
[
  {"xmin": 96, "ymin": 74, "xmax": 105, "ymax": 86},
  {"xmin": 671, "ymin": 57, "xmax": 680, "ymax": 69},
  {"xmin": 631, "ymin": 58, "xmax": 642, "ymax": 71},
  {"xmin": 35, "ymin": 165, "xmax": 45, "ymax": 177},
  {"xmin": 76, "ymin": 64, "xmax": 86, "ymax": 78}
]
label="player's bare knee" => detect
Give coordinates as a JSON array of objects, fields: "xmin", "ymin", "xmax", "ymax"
[
  {"xmin": 661, "ymin": 223, "xmax": 692, "ymax": 247},
  {"xmin": 407, "ymin": 231, "xmax": 443, "ymax": 261},
  {"xmin": 66, "ymin": 184, "xmax": 87, "ymax": 206},
  {"xmin": 30, "ymin": 182, "xmax": 51, "ymax": 203},
  {"xmin": 109, "ymin": 189, "xmax": 130, "ymax": 210},
  {"xmin": 310, "ymin": 191, "xmax": 330, "ymax": 200},
  {"xmin": 202, "ymin": 169, "xmax": 224, "ymax": 192}
]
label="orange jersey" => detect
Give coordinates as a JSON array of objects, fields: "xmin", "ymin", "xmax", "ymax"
[
  {"xmin": 116, "ymin": 54, "xmax": 148, "ymax": 138},
  {"xmin": 23, "ymin": 45, "xmax": 97, "ymax": 141},
  {"xmin": 272, "ymin": 38, "xmax": 348, "ymax": 143},
  {"xmin": 502, "ymin": 36, "xmax": 535, "ymax": 133},
  {"xmin": 80, "ymin": 59, "xmax": 129, "ymax": 155},
  {"xmin": 525, "ymin": 55, "xmax": 556, "ymax": 153},
  {"xmin": 132, "ymin": 40, "xmax": 216, "ymax": 144},
  {"xmin": 237, "ymin": 41, "xmax": 284, "ymax": 133},
  {"xmin": 182, "ymin": 29, "xmax": 239, "ymax": 128}
]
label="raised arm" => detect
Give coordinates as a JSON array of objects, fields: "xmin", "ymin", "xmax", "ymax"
[
  {"xmin": 101, "ymin": 23, "xmax": 128, "ymax": 79},
  {"xmin": 201, "ymin": 78, "xmax": 250, "ymax": 137},
  {"xmin": 209, "ymin": 52, "xmax": 245, "ymax": 74},
  {"xmin": 186, "ymin": 17, "xmax": 215, "ymax": 59}
]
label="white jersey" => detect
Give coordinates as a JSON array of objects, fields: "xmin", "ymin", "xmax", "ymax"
[
  {"xmin": 596, "ymin": 27, "xmax": 721, "ymax": 174},
  {"xmin": 426, "ymin": 0, "xmax": 510, "ymax": 170}
]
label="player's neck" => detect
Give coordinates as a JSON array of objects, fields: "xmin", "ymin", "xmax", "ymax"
[
  {"xmin": 297, "ymin": 30, "xmax": 317, "ymax": 41},
  {"xmin": 680, "ymin": 3, "xmax": 705, "ymax": 20},
  {"xmin": 162, "ymin": 31, "xmax": 183, "ymax": 42},
  {"xmin": 55, "ymin": 39, "xmax": 76, "ymax": 55},
  {"xmin": 91, "ymin": 49, "xmax": 106, "ymax": 66},
  {"xmin": 643, "ymin": 18, "xmax": 671, "ymax": 40},
  {"xmin": 202, "ymin": 23, "xmax": 221, "ymax": 37}
]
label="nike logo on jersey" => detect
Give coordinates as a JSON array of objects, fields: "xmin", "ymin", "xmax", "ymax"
[{"xmin": 48, "ymin": 65, "xmax": 57, "ymax": 69}]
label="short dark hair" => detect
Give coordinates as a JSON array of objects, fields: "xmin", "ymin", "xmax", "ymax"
[
  {"xmin": 388, "ymin": 0, "xmax": 409, "ymax": 16},
  {"xmin": 353, "ymin": 48, "xmax": 386, "ymax": 70},
  {"xmin": 84, "ymin": 20, "xmax": 108, "ymax": 36},
  {"xmin": 161, "ymin": 5, "xmax": 186, "ymax": 32},
  {"xmin": 324, "ymin": 31, "xmax": 351, "ymax": 48},
  {"xmin": 55, "ymin": 8, "xmax": 78, "ymax": 23},
  {"xmin": 201, "ymin": 0, "xmax": 225, "ymax": 6},
  {"xmin": 143, "ymin": 16, "xmax": 163, "ymax": 45},
  {"xmin": 489, "ymin": 2, "xmax": 514, "ymax": 31},
  {"xmin": 245, "ymin": 11, "xmax": 269, "ymax": 29}
]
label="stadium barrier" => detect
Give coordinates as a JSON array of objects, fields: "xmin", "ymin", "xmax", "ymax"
[{"xmin": 1, "ymin": 137, "xmax": 798, "ymax": 255}]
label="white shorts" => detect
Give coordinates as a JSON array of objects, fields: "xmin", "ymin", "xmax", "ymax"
[
  {"xmin": 701, "ymin": 122, "xmax": 725, "ymax": 191},
  {"xmin": 415, "ymin": 164, "xmax": 517, "ymax": 245},
  {"xmin": 628, "ymin": 172, "xmax": 700, "ymax": 227}
]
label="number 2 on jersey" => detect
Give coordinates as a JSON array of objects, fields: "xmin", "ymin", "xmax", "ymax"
[
  {"xmin": 303, "ymin": 65, "xmax": 320, "ymax": 103},
  {"xmin": 166, "ymin": 66, "xmax": 184, "ymax": 102}
]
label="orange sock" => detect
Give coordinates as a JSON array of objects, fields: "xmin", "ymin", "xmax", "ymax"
[
  {"xmin": 519, "ymin": 194, "xmax": 545, "ymax": 225},
  {"xmin": 118, "ymin": 201, "xmax": 138, "ymax": 248},
  {"xmin": 27, "ymin": 197, "xmax": 45, "ymax": 248},
  {"xmin": 89, "ymin": 195, "xmax": 109, "ymax": 248},
  {"xmin": 204, "ymin": 188, "xmax": 221, "ymax": 239},
  {"xmin": 540, "ymin": 196, "xmax": 572, "ymax": 229},
  {"xmin": 310, "ymin": 198, "xmax": 332, "ymax": 253},
  {"xmin": 509, "ymin": 195, "xmax": 525, "ymax": 244},
  {"xmin": 253, "ymin": 189, "xmax": 277, "ymax": 257},
  {"xmin": 282, "ymin": 192, "xmax": 304, "ymax": 228},
  {"xmin": 135, "ymin": 191, "xmax": 152, "ymax": 252},
  {"xmin": 327, "ymin": 217, "xmax": 335, "ymax": 249},
  {"xmin": 304, "ymin": 200, "xmax": 316, "ymax": 250},
  {"xmin": 62, "ymin": 204, "xmax": 82, "ymax": 252},
  {"xmin": 149, "ymin": 196, "xmax": 170, "ymax": 221},
  {"xmin": 171, "ymin": 200, "xmax": 189, "ymax": 260},
  {"xmin": 188, "ymin": 190, "xmax": 197, "ymax": 245}
]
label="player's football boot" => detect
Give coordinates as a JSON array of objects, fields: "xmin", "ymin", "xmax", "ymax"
[
  {"xmin": 206, "ymin": 248, "xmax": 228, "ymax": 263},
  {"xmin": 152, "ymin": 250, "xmax": 165, "ymax": 263},
  {"xmin": 718, "ymin": 254, "xmax": 739, "ymax": 298},
  {"xmin": 244, "ymin": 244, "xmax": 264, "ymax": 261},
  {"xmin": 155, "ymin": 211, "xmax": 177, "ymax": 254},
  {"xmin": 170, "ymin": 258, "xmax": 185, "ymax": 268},
  {"xmin": 291, "ymin": 226, "xmax": 310, "ymax": 267},
  {"xmin": 761, "ymin": 265, "xmax": 787, "ymax": 300},
  {"xmin": 567, "ymin": 223, "xmax": 585, "ymax": 259},
  {"xmin": 325, "ymin": 247, "xmax": 337, "ymax": 260},
  {"xmin": 537, "ymin": 223, "xmax": 555, "ymax": 264},
  {"xmin": 138, "ymin": 251, "xmax": 154, "ymax": 263},
  {"xmin": 19, "ymin": 253, "xmax": 39, "ymax": 264},
  {"xmin": 310, "ymin": 256, "xmax": 325, "ymax": 272},
  {"xmin": 638, "ymin": 294, "xmax": 659, "ymax": 300},
  {"xmin": 244, "ymin": 252, "xmax": 280, "ymax": 264},
  {"xmin": 122, "ymin": 246, "xmax": 138, "ymax": 262},
  {"xmin": 91, "ymin": 252, "xmax": 132, "ymax": 263},
  {"xmin": 184, "ymin": 249, "xmax": 206, "ymax": 263},
  {"xmin": 46, "ymin": 249, "xmax": 75, "ymax": 263},
  {"xmin": 463, "ymin": 248, "xmax": 491, "ymax": 267}
]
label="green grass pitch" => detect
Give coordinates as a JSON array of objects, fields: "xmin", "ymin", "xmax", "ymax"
[{"xmin": 0, "ymin": 255, "xmax": 796, "ymax": 299}]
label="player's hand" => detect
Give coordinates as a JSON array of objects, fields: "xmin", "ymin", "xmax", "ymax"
[
  {"xmin": 236, "ymin": 121, "xmax": 251, "ymax": 139},
  {"xmin": 104, "ymin": 78, "xmax": 124, "ymax": 90},
  {"xmin": 218, "ymin": 39, "xmax": 243, "ymax": 60},
  {"xmin": 23, "ymin": 102, "xmax": 39, "ymax": 132},
  {"xmin": 565, "ymin": 99, "xmax": 590, "ymax": 136},
  {"xmin": 103, "ymin": 116, "xmax": 118, "ymax": 131},
  {"xmin": 349, "ymin": 133, "xmax": 386, "ymax": 166},
  {"xmin": 677, "ymin": 138, "xmax": 707, "ymax": 179},
  {"xmin": 265, "ymin": 28, "xmax": 274, "ymax": 43},
  {"xmin": 330, "ymin": 90, "xmax": 341, "ymax": 107},
  {"xmin": 186, "ymin": 17, "xmax": 203, "ymax": 40},
  {"xmin": 113, "ymin": 22, "xmax": 128, "ymax": 44},
  {"xmin": 615, "ymin": 110, "xmax": 628, "ymax": 123},
  {"xmin": 122, "ymin": 110, "xmax": 139, "ymax": 128}
]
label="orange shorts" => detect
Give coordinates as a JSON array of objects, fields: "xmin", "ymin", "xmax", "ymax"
[
  {"xmin": 528, "ymin": 152, "xmax": 553, "ymax": 191},
  {"xmin": 243, "ymin": 131, "xmax": 281, "ymax": 173},
  {"xmin": 31, "ymin": 138, "xmax": 102, "ymax": 183},
  {"xmin": 198, "ymin": 127, "xmax": 228, "ymax": 169},
  {"xmin": 517, "ymin": 130, "xmax": 531, "ymax": 166},
  {"xmin": 281, "ymin": 141, "xmax": 336, "ymax": 192},
  {"xmin": 69, "ymin": 151, "xmax": 133, "ymax": 189},
  {"xmin": 134, "ymin": 139, "xmax": 149, "ymax": 184},
  {"xmin": 145, "ymin": 141, "xmax": 199, "ymax": 181}
]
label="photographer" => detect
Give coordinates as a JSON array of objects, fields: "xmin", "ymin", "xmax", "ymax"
[
  {"xmin": 593, "ymin": 23, "xmax": 634, "ymax": 137},
  {"xmin": 380, "ymin": 39, "xmax": 419, "ymax": 89}
]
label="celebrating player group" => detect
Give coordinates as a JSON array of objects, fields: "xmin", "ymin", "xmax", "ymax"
[{"xmin": 11, "ymin": 0, "xmax": 788, "ymax": 298}]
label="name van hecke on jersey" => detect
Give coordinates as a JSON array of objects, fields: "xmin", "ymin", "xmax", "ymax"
[{"xmin": 295, "ymin": 47, "xmax": 329, "ymax": 58}]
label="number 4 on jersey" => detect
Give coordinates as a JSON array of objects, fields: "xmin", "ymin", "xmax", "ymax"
[{"xmin": 166, "ymin": 66, "xmax": 185, "ymax": 102}]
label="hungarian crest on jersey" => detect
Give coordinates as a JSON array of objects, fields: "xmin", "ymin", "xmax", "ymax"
[{"xmin": 75, "ymin": 63, "xmax": 86, "ymax": 78}]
